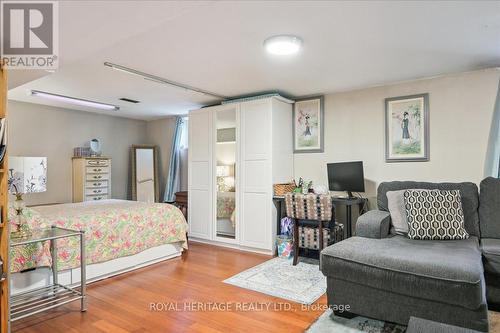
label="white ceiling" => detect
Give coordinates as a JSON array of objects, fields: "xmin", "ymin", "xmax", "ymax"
[{"xmin": 8, "ymin": 0, "xmax": 500, "ymax": 120}]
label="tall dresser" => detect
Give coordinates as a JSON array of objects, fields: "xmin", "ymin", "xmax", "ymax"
[{"xmin": 72, "ymin": 157, "xmax": 112, "ymax": 202}]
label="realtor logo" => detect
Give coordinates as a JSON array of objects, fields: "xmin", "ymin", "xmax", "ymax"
[{"xmin": 1, "ymin": 1, "xmax": 59, "ymax": 69}]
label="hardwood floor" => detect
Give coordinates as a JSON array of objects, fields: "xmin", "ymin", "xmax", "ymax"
[
  {"xmin": 12, "ymin": 242, "xmax": 326, "ymax": 333},
  {"xmin": 11, "ymin": 241, "xmax": 500, "ymax": 333}
]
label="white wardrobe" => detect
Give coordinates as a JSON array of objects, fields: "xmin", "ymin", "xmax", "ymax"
[{"xmin": 188, "ymin": 96, "xmax": 294, "ymax": 254}]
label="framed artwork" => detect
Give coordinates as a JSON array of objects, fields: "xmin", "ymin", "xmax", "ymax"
[
  {"xmin": 293, "ymin": 96, "xmax": 324, "ymax": 153},
  {"xmin": 385, "ymin": 93, "xmax": 429, "ymax": 162}
]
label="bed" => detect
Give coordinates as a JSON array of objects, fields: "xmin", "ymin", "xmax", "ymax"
[{"xmin": 9, "ymin": 199, "xmax": 188, "ymax": 293}]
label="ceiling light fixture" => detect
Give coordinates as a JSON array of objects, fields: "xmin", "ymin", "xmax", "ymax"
[
  {"xmin": 29, "ymin": 90, "xmax": 120, "ymax": 111},
  {"xmin": 264, "ymin": 35, "xmax": 302, "ymax": 55},
  {"xmin": 103, "ymin": 62, "xmax": 228, "ymax": 100}
]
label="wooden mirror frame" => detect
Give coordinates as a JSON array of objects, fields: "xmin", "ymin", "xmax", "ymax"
[{"xmin": 130, "ymin": 145, "xmax": 160, "ymax": 202}]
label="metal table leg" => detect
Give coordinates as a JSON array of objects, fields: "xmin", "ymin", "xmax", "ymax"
[
  {"xmin": 80, "ymin": 232, "xmax": 87, "ymax": 312},
  {"xmin": 50, "ymin": 239, "xmax": 58, "ymax": 286}
]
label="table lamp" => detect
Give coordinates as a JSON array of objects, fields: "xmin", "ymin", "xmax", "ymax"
[{"xmin": 8, "ymin": 156, "xmax": 47, "ymax": 234}]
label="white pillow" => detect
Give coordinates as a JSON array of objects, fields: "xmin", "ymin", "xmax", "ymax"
[{"xmin": 386, "ymin": 190, "xmax": 408, "ymax": 235}]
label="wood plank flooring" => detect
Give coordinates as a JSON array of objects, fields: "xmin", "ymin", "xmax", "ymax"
[
  {"xmin": 11, "ymin": 241, "xmax": 500, "ymax": 333},
  {"xmin": 12, "ymin": 242, "xmax": 326, "ymax": 333}
]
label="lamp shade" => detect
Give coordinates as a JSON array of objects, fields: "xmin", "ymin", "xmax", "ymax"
[
  {"xmin": 8, "ymin": 157, "xmax": 47, "ymax": 194},
  {"xmin": 216, "ymin": 165, "xmax": 231, "ymax": 177}
]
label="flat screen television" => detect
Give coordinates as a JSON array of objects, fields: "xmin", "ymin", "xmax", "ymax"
[{"xmin": 327, "ymin": 161, "xmax": 365, "ymax": 198}]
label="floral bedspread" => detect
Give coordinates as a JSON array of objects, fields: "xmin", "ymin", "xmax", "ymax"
[
  {"xmin": 9, "ymin": 200, "xmax": 188, "ymax": 273},
  {"xmin": 217, "ymin": 192, "xmax": 236, "ymax": 227}
]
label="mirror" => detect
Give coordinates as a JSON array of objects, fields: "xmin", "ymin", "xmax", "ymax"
[
  {"xmin": 215, "ymin": 108, "xmax": 237, "ymax": 239},
  {"xmin": 131, "ymin": 145, "xmax": 159, "ymax": 203}
]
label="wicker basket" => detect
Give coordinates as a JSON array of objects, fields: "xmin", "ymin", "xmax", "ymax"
[{"xmin": 273, "ymin": 183, "xmax": 296, "ymax": 196}]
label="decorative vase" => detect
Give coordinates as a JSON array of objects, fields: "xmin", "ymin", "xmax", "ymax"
[{"xmin": 12, "ymin": 193, "xmax": 31, "ymax": 237}]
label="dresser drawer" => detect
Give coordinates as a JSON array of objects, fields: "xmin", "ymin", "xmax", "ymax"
[
  {"xmin": 86, "ymin": 173, "xmax": 109, "ymax": 181},
  {"xmin": 86, "ymin": 180, "xmax": 108, "ymax": 188},
  {"xmin": 86, "ymin": 166, "xmax": 109, "ymax": 174},
  {"xmin": 85, "ymin": 187, "xmax": 108, "ymax": 196},
  {"xmin": 86, "ymin": 159, "xmax": 109, "ymax": 167},
  {"xmin": 86, "ymin": 194, "xmax": 109, "ymax": 201}
]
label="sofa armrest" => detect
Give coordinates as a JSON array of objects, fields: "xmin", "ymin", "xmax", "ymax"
[{"xmin": 355, "ymin": 210, "xmax": 391, "ymax": 239}]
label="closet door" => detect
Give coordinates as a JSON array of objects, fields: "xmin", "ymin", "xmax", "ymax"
[
  {"xmin": 213, "ymin": 105, "xmax": 239, "ymax": 244},
  {"xmin": 188, "ymin": 109, "xmax": 212, "ymax": 240},
  {"xmin": 239, "ymin": 100, "xmax": 272, "ymax": 250}
]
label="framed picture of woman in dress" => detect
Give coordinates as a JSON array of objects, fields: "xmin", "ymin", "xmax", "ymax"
[
  {"xmin": 293, "ymin": 96, "xmax": 324, "ymax": 153},
  {"xmin": 385, "ymin": 93, "xmax": 429, "ymax": 162}
]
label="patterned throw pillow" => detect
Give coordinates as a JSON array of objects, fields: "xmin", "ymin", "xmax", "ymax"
[{"xmin": 404, "ymin": 189, "xmax": 469, "ymax": 240}]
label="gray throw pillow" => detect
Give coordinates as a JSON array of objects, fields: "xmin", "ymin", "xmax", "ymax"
[
  {"xmin": 404, "ymin": 189, "xmax": 469, "ymax": 240},
  {"xmin": 386, "ymin": 190, "xmax": 408, "ymax": 235}
]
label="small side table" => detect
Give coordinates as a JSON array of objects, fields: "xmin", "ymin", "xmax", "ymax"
[
  {"xmin": 174, "ymin": 191, "xmax": 188, "ymax": 219},
  {"xmin": 331, "ymin": 197, "xmax": 368, "ymax": 238},
  {"xmin": 10, "ymin": 226, "xmax": 86, "ymax": 322}
]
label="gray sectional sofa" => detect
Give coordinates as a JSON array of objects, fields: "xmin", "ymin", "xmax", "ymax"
[
  {"xmin": 320, "ymin": 179, "xmax": 500, "ymax": 332},
  {"xmin": 480, "ymin": 177, "xmax": 500, "ymax": 308}
]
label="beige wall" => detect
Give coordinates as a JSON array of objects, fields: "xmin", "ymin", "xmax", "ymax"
[
  {"xmin": 145, "ymin": 117, "xmax": 188, "ymax": 201},
  {"xmin": 8, "ymin": 101, "xmax": 148, "ymax": 205},
  {"xmin": 294, "ymin": 69, "xmax": 500, "ymax": 200},
  {"xmin": 145, "ymin": 117, "xmax": 176, "ymax": 200}
]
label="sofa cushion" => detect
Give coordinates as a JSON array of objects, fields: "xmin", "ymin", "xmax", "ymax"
[
  {"xmin": 481, "ymin": 238, "xmax": 500, "ymax": 275},
  {"xmin": 479, "ymin": 177, "xmax": 500, "ymax": 238},
  {"xmin": 387, "ymin": 190, "xmax": 408, "ymax": 235},
  {"xmin": 320, "ymin": 235, "xmax": 484, "ymax": 310},
  {"xmin": 404, "ymin": 189, "xmax": 469, "ymax": 240},
  {"xmin": 377, "ymin": 181, "xmax": 480, "ymax": 237}
]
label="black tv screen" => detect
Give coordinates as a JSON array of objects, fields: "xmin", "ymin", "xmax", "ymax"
[{"xmin": 327, "ymin": 161, "xmax": 365, "ymax": 193}]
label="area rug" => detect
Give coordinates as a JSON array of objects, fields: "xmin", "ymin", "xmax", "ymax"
[
  {"xmin": 306, "ymin": 309, "xmax": 406, "ymax": 333},
  {"xmin": 223, "ymin": 257, "xmax": 326, "ymax": 304}
]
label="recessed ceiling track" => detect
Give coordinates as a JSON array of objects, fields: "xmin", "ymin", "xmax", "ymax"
[{"xmin": 104, "ymin": 62, "xmax": 228, "ymax": 100}]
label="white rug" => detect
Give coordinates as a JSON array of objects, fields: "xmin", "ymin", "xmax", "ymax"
[
  {"xmin": 223, "ymin": 257, "xmax": 326, "ymax": 304},
  {"xmin": 306, "ymin": 309, "xmax": 406, "ymax": 333}
]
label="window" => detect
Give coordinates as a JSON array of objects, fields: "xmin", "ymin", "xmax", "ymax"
[{"xmin": 179, "ymin": 116, "xmax": 188, "ymax": 149}]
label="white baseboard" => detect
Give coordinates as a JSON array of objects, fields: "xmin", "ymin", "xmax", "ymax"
[{"xmin": 189, "ymin": 237, "xmax": 274, "ymax": 256}]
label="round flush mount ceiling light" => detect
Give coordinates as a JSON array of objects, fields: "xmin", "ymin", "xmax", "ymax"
[{"xmin": 264, "ymin": 35, "xmax": 302, "ymax": 55}]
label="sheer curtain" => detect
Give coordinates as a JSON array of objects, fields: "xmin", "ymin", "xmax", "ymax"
[
  {"xmin": 164, "ymin": 116, "xmax": 184, "ymax": 202},
  {"xmin": 485, "ymin": 79, "xmax": 500, "ymax": 178}
]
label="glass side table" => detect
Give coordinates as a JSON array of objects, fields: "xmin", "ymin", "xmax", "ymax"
[{"xmin": 9, "ymin": 226, "xmax": 86, "ymax": 322}]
